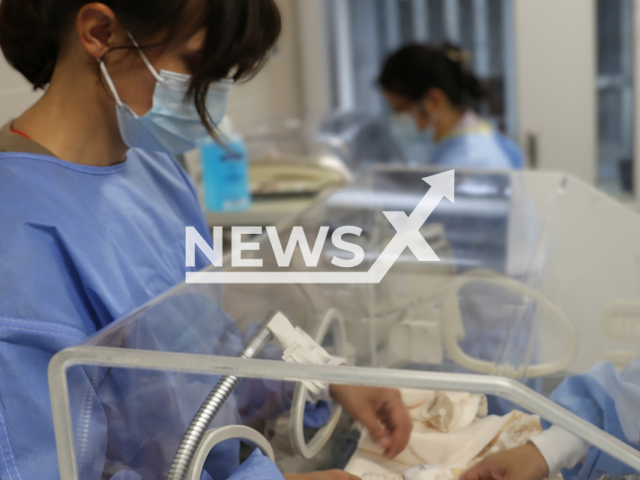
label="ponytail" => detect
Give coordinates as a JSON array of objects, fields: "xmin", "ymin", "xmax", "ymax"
[
  {"xmin": 378, "ymin": 43, "xmax": 485, "ymax": 109},
  {"xmin": 442, "ymin": 44, "xmax": 484, "ymax": 102},
  {"xmin": 0, "ymin": 0, "xmax": 62, "ymax": 89}
]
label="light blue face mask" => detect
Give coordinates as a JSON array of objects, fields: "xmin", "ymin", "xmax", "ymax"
[
  {"xmin": 391, "ymin": 114, "xmax": 434, "ymax": 144},
  {"xmin": 99, "ymin": 33, "xmax": 233, "ymax": 156}
]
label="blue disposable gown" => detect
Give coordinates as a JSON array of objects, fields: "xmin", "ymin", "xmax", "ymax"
[
  {"xmin": 543, "ymin": 358, "xmax": 640, "ymax": 480},
  {"xmin": 0, "ymin": 148, "xmax": 319, "ymax": 480},
  {"xmin": 431, "ymin": 123, "xmax": 523, "ymax": 170}
]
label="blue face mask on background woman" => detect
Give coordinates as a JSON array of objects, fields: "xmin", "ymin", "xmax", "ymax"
[
  {"xmin": 99, "ymin": 32, "xmax": 233, "ymax": 156},
  {"xmin": 391, "ymin": 114, "xmax": 434, "ymax": 145}
]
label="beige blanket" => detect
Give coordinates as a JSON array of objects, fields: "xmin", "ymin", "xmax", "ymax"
[{"xmin": 345, "ymin": 390, "xmax": 542, "ymax": 480}]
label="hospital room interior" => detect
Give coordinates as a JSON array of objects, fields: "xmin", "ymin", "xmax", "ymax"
[{"xmin": 2, "ymin": 0, "xmax": 640, "ymax": 480}]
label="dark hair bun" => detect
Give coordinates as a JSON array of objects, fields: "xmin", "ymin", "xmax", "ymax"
[
  {"xmin": 441, "ymin": 43, "xmax": 484, "ymax": 102},
  {"xmin": 0, "ymin": 0, "xmax": 60, "ymax": 89},
  {"xmin": 379, "ymin": 42, "xmax": 485, "ymax": 108}
]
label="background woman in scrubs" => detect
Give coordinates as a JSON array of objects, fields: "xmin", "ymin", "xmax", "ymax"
[
  {"xmin": 0, "ymin": 1, "xmax": 411, "ymax": 479},
  {"xmin": 379, "ymin": 44, "xmax": 523, "ymax": 170}
]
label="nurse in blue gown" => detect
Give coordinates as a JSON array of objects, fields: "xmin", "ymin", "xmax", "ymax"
[
  {"xmin": 378, "ymin": 44, "xmax": 523, "ymax": 170},
  {"xmin": 460, "ymin": 357, "xmax": 640, "ymax": 480},
  {"xmin": 0, "ymin": 1, "xmax": 412, "ymax": 480}
]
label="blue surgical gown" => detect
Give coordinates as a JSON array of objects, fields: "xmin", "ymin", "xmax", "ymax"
[
  {"xmin": 543, "ymin": 358, "xmax": 640, "ymax": 480},
  {"xmin": 0, "ymin": 148, "xmax": 299, "ymax": 480},
  {"xmin": 431, "ymin": 129, "xmax": 522, "ymax": 170}
]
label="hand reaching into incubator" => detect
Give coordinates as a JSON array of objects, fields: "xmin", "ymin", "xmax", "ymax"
[
  {"xmin": 282, "ymin": 386, "xmax": 409, "ymax": 480},
  {"xmin": 329, "ymin": 385, "xmax": 413, "ymax": 459},
  {"xmin": 459, "ymin": 444, "xmax": 549, "ymax": 480}
]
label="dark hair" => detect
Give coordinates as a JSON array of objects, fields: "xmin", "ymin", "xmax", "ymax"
[
  {"xmin": 0, "ymin": 0, "xmax": 281, "ymax": 135},
  {"xmin": 378, "ymin": 43, "xmax": 484, "ymax": 109}
]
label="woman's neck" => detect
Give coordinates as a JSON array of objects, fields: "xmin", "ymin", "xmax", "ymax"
[
  {"xmin": 12, "ymin": 63, "xmax": 128, "ymax": 167},
  {"xmin": 434, "ymin": 107, "xmax": 465, "ymax": 143}
]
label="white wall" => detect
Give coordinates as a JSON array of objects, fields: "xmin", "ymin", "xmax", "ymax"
[
  {"xmin": 227, "ymin": 0, "xmax": 332, "ymax": 134},
  {"xmin": 226, "ymin": 0, "xmax": 307, "ymax": 133},
  {"xmin": 295, "ymin": 0, "xmax": 333, "ymax": 129},
  {"xmin": 634, "ymin": 0, "xmax": 640, "ymax": 210},
  {"xmin": 514, "ymin": 0, "xmax": 598, "ymax": 184}
]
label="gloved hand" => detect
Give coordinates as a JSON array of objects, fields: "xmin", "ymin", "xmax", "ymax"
[
  {"xmin": 329, "ymin": 385, "xmax": 412, "ymax": 459},
  {"xmin": 459, "ymin": 444, "xmax": 549, "ymax": 480}
]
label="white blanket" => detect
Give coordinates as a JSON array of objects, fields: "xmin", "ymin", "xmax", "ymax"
[{"xmin": 345, "ymin": 390, "xmax": 542, "ymax": 480}]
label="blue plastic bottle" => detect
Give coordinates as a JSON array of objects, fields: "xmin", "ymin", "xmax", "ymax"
[{"xmin": 200, "ymin": 118, "xmax": 252, "ymax": 212}]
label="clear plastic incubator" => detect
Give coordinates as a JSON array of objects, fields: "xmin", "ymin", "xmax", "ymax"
[{"xmin": 49, "ymin": 167, "xmax": 640, "ymax": 480}]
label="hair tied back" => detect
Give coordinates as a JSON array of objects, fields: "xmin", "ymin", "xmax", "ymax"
[{"xmin": 443, "ymin": 46, "xmax": 472, "ymax": 70}]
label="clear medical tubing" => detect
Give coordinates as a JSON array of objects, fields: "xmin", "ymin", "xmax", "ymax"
[
  {"xmin": 167, "ymin": 326, "xmax": 274, "ymax": 480},
  {"xmin": 187, "ymin": 425, "xmax": 276, "ymax": 480},
  {"xmin": 49, "ymin": 348, "xmax": 640, "ymax": 480},
  {"xmin": 290, "ymin": 309, "xmax": 346, "ymax": 458}
]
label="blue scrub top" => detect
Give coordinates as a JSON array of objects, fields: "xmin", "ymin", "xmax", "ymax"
[
  {"xmin": 431, "ymin": 123, "xmax": 523, "ymax": 170},
  {"xmin": 0, "ymin": 148, "xmax": 215, "ymax": 480},
  {"xmin": 0, "ymin": 146, "xmax": 327, "ymax": 480}
]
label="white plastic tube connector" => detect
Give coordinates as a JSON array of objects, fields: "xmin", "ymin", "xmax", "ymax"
[
  {"xmin": 289, "ymin": 309, "xmax": 348, "ymax": 459},
  {"xmin": 268, "ymin": 312, "xmax": 346, "ymax": 394}
]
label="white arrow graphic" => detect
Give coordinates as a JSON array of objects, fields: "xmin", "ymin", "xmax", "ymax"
[
  {"xmin": 367, "ymin": 170, "xmax": 455, "ymax": 282},
  {"xmin": 186, "ymin": 170, "xmax": 455, "ymax": 284}
]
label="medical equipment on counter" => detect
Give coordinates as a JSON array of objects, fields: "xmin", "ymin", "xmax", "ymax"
[
  {"xmin": 246, "ymin": 138, "xmax": 351, "ymax": 197},
  {"xmin": 250, "ymin": 161, "xmax": 348, "ymax": 197},
  {"xmin": 200, "ymin": 118, "xmax": 251, "ymax": 213},
  {"xmin": 50, "ymin": 167, "xmax": 640, "ymax": 479},
  {"xmin": 318, "ymin": 111, "xmax": 408, "ymax": 171},
  {"xmin": 185, "ymin": 119, "xmax": 352, "ymax": 228},
  {"xmin": 207, "ymin": 125, "xmax": 352, "ymax": 229},
  {"xmin": 237, "ymin": 118, "xmax": 352, "ymax": 197}
]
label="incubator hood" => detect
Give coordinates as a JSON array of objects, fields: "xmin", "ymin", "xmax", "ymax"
[{"xmin": 49, "ymin": 167, "xmax": 640, "ymax": 480}]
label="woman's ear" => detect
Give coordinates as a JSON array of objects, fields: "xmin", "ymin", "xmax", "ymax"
[{"xmin": 76, "ymin": 3, "xmax": 125, "ymax": 61}]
